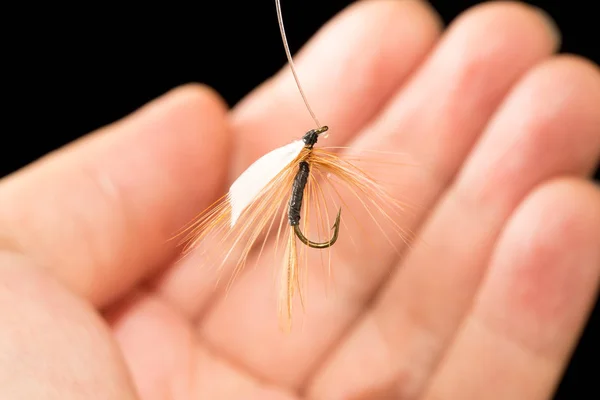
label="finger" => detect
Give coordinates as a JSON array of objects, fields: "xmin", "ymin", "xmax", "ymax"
[
  {"xmin": 422, "ymin": 178, "xmax": 600, "ymax": 400},
  {"xmin": 307, "ymin": 56, "xmax": 600, "ymax": 399},
  {"xmin": 230, "ymin": 0, "xmax": 442, "ymax": 175},
  {"xmin": 202, "ymin": 2, "xmax": 561, "ymax": 389},
  {"xmin": 155, "ymin": 0, "xmax": 443, "ymax": 319},
  {"xmin": 0, "ymin": 85, "xmax": 230, "ymax": 307}
]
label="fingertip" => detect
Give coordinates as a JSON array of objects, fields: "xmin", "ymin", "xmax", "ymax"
[
  {"xmin": 528, "ymin": 5, "xmax": 562, "ymax": 47},
  {"xmin": 502, "ymin": 54, "xmax": 600, "ymax": 169},
  {"xmin": 519, "ymin": 177, "xmax": 600, "ymax": 248},
  {"xmin": 447, "ymin": 0, "xmax": 561, "ymax": 52},
  {"xmin": 133, "ymin": 83, "xmax": 230, "ymax": 136},
  {"xmin": 344, "ymin": 0, "xmax": 443, "ymax": 34},
  {"xmin": 160, "ymin": 83, "xmax": 230, "ymax": 116},
  {"xmin": 536, "ymin": 54, "xmax": 600, "ymax": 92}
]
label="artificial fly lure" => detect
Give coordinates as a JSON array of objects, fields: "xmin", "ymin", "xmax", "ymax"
[{"xmin": 176, "ymin": 0, "xmax": 411, "ymax": 331}]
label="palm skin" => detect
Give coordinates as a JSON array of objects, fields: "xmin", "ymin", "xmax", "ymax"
[{"xmin": 1, "ymin": 1, "xmax": 600, "ymax": 399}]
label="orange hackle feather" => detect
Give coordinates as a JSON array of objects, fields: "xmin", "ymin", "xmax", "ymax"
[{"xmin": 173, "ymin": 141, "xmax": 414, "ymax": 331}]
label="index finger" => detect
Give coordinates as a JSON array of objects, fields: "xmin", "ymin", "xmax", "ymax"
[{"xmin": 0, "ymin": 85, "xmax": 230, "ymax": 307}]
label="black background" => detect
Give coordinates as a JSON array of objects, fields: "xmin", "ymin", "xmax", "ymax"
[{"xmin": 2, "ymin": 1, "xmax": 598, "ymax": 398}]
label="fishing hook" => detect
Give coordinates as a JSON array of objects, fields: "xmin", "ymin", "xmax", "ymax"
[
  {"xmin": 293, "ymin": 207, "xmax": 341, "ymax": 249},
  {"xmin": 288, "ymin": 158, "xmax": 342, "ymax": 249}
]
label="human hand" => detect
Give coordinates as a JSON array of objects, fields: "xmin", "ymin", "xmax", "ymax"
[{"xmin": 1, "ymin": 1, "xmax": 599, "ymax": 399}]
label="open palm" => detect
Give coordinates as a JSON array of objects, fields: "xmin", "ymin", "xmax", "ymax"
[{"xmin": 2, "ymin": 1, "xmax": 599, "ymax": 399}]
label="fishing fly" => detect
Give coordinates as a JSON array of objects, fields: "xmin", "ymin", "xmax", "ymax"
[{"xmin": 177, "ymin": 0, "xmax": 410, "ymax": 331}]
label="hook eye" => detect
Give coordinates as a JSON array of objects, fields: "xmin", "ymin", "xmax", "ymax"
[
  {"xmin": 316, "ymin": 126, "xmax": 329, "ymax": 134},
  {"xmin": 316, "ymin": 125, "xmax": 329, "ymax": 138}
]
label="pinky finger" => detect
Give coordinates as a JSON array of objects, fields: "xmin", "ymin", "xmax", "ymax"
[{"xmin": 422, "ymin": 177, "xmax": 600, "ymax": 400}]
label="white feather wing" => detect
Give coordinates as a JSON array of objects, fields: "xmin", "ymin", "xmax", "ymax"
[{"xmin": 228, "ymin": 139, "xmax": 305, "ymax": 227}]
